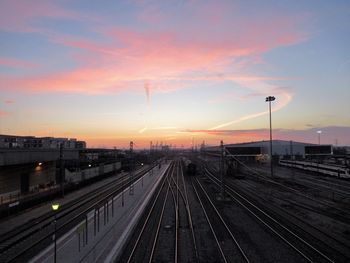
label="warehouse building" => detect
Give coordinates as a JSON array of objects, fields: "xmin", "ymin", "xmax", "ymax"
[{"xmin": 0, "ymin": 134, "xmax": 86, "ymax": 149}]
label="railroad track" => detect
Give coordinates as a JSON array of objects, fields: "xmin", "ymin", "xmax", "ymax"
[
  {"xmin": 250, "ymin": 164, "xmax": 350, "ymax": 201},
  {"xmin": 228, "ymin": 161, "xmax": 350, "ymax": 220},
  {"xmin": 246, "ymin": 169, "xmax": 350, "ymax": 223},
  {"xmin": 170, "ymin": 160, "xmax": 198, "ymax": 263},
  {"xmin": 121, "ymin": 160, "xmax": 200, "ymax": 263},
  {"xmin": 205, "ymin": 169, "xmax": 350, "ymax": 262},
  {"xmin": 191, "ymin": 177, "xmax": 249, "ymax": 263},
  {"xmin": 0, "ymin": 165, "xmax": 155, "ymax": 263},
  {"xmin": 121, "ymin": 161, "xmax": 175, "ymax": 263}
]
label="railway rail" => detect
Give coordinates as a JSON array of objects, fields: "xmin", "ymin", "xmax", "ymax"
[
  {"xmin": 251, "ymin": 164, "xmax": 350, "ymax": 201},
  {"xmin": 0, "ymin": 165, "xmax": 155, "ymax": 263},
  {"xmin": 192, "ymin": 177, "xmax": 249, "ymax": 263},
  {"xmin": 224, "ymin": 158, "xmax": 350, "ymax": 220},
  {"xmin": 121, "ymin": 161, "xmax": 174, "ymax": 262},
  {"xmin": 121, "ymin": 160, "xmax": 200, "ymax": 263},
  {"xmin": 204, "ymin": 168, "xmax": 350, "ymax": 262}
]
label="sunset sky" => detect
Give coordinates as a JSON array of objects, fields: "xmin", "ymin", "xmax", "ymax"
[{"xmin": 0, "ymin": 0, "xmax": 349, "ymax": 148}]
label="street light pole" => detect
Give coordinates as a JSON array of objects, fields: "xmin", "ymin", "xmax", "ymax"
[
  {"xmin": 51, "ymin": 203, "xmax": 60, "ymax": 263},
  {"xmin": 266, "ymin": 96, "xmax": 276, "ymax": 178},
  {"xmin": 220, "ymin": 140, "xmax": 225, "ymax": 198},
  {"xmin": 54, "ymin": 216, "xmax": 57, "ymax": 263}
]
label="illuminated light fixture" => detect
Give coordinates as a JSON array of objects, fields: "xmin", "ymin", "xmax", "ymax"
[
  {"xmin": 141, "ymin": 163, "xmax": 144, "ymax": 166},
  {"xmin": 88, "ymin": 164, "xmax": 92, "ymax": 167},
  {"xmin": 51, "ymin": 203, "xmax": 60, "ymax": 211},
  {"xmin": 38, "ymin": 162, "xmax": 42, "ymax": 166}
]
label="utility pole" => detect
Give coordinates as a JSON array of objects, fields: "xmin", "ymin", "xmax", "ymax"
[
  {"xmin": 220, "ymin": 140, "xmax": 225, "ymax": 198},
  {"xmin": 129, "ymin": 141, "xmax": 134, "ymax": 195},
  {"xmin": 290, "ymin": 140, "xmax": 295, "ymax": 178}
]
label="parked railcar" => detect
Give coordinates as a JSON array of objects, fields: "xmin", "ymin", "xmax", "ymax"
[{"xmin": 187, "ymin": 162, "xmax": 197, "ymax": 176}]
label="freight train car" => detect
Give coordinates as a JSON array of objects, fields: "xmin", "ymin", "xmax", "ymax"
[
  {"xmin": 181, "ymin": 157, "xmax": 197, "ymax": 176},
  {"xmin": 187, "ymin": 162, "xmax": 197, "ymax": 176}
]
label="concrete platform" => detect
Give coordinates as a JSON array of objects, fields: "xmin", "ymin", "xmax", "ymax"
[
  {"xmin": 0, "ymin": 165, "xmax": 152, "ymax": 236},
  {"xmin": 28, "ymin": 163, "xmax": 169, "ymax": 263}
]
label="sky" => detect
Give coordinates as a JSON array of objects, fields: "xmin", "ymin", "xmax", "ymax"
[{"xmin": 0, "ymin": 0, "xmax": 349, "ymax": 148}]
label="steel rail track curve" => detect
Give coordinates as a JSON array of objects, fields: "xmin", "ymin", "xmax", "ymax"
[{"xmin": 205, "ymin": 169, "xmax": 336, "ymax": 263}]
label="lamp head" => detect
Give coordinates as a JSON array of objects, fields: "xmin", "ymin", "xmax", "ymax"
[
  {"xmin": 52, "ymin": 203, "xmax": 60, "ymax": 211},
  {"xmin": 265, "ymin": 96, "xmax": 276, "ymax": 102}
]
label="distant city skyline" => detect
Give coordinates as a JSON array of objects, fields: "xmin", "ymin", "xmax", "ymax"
[{"xmin": 1, "ymin": 0, "xmax": 349, "ymax": 148}]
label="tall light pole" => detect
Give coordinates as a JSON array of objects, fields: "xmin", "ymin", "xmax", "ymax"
[
  {"xmin": 317, "ymin": 130, "xmax": 322, "ymax": 145},
  {"xmin": 266, "ymin": 96, "xmax": 276, "ymax": 177},
  {"xmin": 220, "ymin": 140, "xmax": 225, "ymax": 198},
  {"xmin": 51, "ymin": 203, "xmax": 60, "ymax": 263}
]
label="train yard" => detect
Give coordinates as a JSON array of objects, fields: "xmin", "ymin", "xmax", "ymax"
[
  {"xmin": 0, "ymin": 153, "xmax": 349, "ymax": 262},
  {"xmin": 118, "ymin": 155, "xmax": 350, "ymax": 262}
]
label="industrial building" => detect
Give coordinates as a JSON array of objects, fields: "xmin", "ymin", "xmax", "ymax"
[
  {"xmin": 0, "ymin": 134, "xmax": 86, "ymax": 149},
  {"xmin": 0, "ymin": 135, "xmax": 88, "ymax": 203},
  {"xmin": 206, "ymin": 140, "xmax": 313, "ymax": 157}
]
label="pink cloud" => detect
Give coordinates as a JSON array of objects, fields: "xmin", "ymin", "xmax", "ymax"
[
  {"xmin": 0, "ymin": 110, "xmax": 10, "ymax": 117},
  {"xmin": 0, "ymin": 0, "xmax": 81, "ymax": 32},
  {"xmin": 0, "ymin": 69, "xmax": 128, "ymax": 94},
  {"xmin": 0, "ymin": 57, "xmax": 37, "ymax": 69},
  {"xmin": 0, "ymin": 1, "xmax": 307, "ymax": 98},
  {"xmin": 4, "ymin": 99, "xmax": 15, "ymax": 104}
]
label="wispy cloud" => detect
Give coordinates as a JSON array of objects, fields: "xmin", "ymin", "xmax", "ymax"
[
  {"xmin": 139, "ymin": 126, "xmax": 178, "ymax": 134},
  {"xmin": 0, "ymin": 57, "xmax": 37, "ymax": 69},
  {"xmin": 0, "ymin": 0, "xmax": 313, "ymax": 145},
  {"xmin": 209, "ymin": 87, "xmax": 293, "ymax": 130},
  {"xmin": 4, "ymin": 99, "xmax": 15, "ymax": 104},
  {"xmin": 0, "ymin": 0, "xmax": 81, "ymax": 32},
  {"xmin": 0, "ymin": 1, "xmax": 307, "ymax": 97},
  {"xmin": 144, "ymin": 82, "xmax": 151, "ymax": 107},
  {"xmin": 181, "ymin": 126, "xmax": 350, "ymax": 145},
  {"xmin": 0, "ymin": 110, "xmax": 10, "ymax": 117}
]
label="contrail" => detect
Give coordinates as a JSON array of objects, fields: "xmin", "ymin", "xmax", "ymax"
[
  {"xmin": 139, "ymin": 126, "xmax": 177, "ymax": 134},
  {"xmin": 209, "ymin": 90, "xmax": 292, "ymax": 130},
  {"xmin": 144, "ymin": 82, "xmax": 151, "ymax": 108},
  {"xmin": 139, "ymin": 126, "xmax": 147, "ymax": 133}
]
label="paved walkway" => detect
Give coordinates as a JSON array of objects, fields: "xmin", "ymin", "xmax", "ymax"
[{"xmin": 28, "ymin": 163, "xmax": 169, "ymax": 263}]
